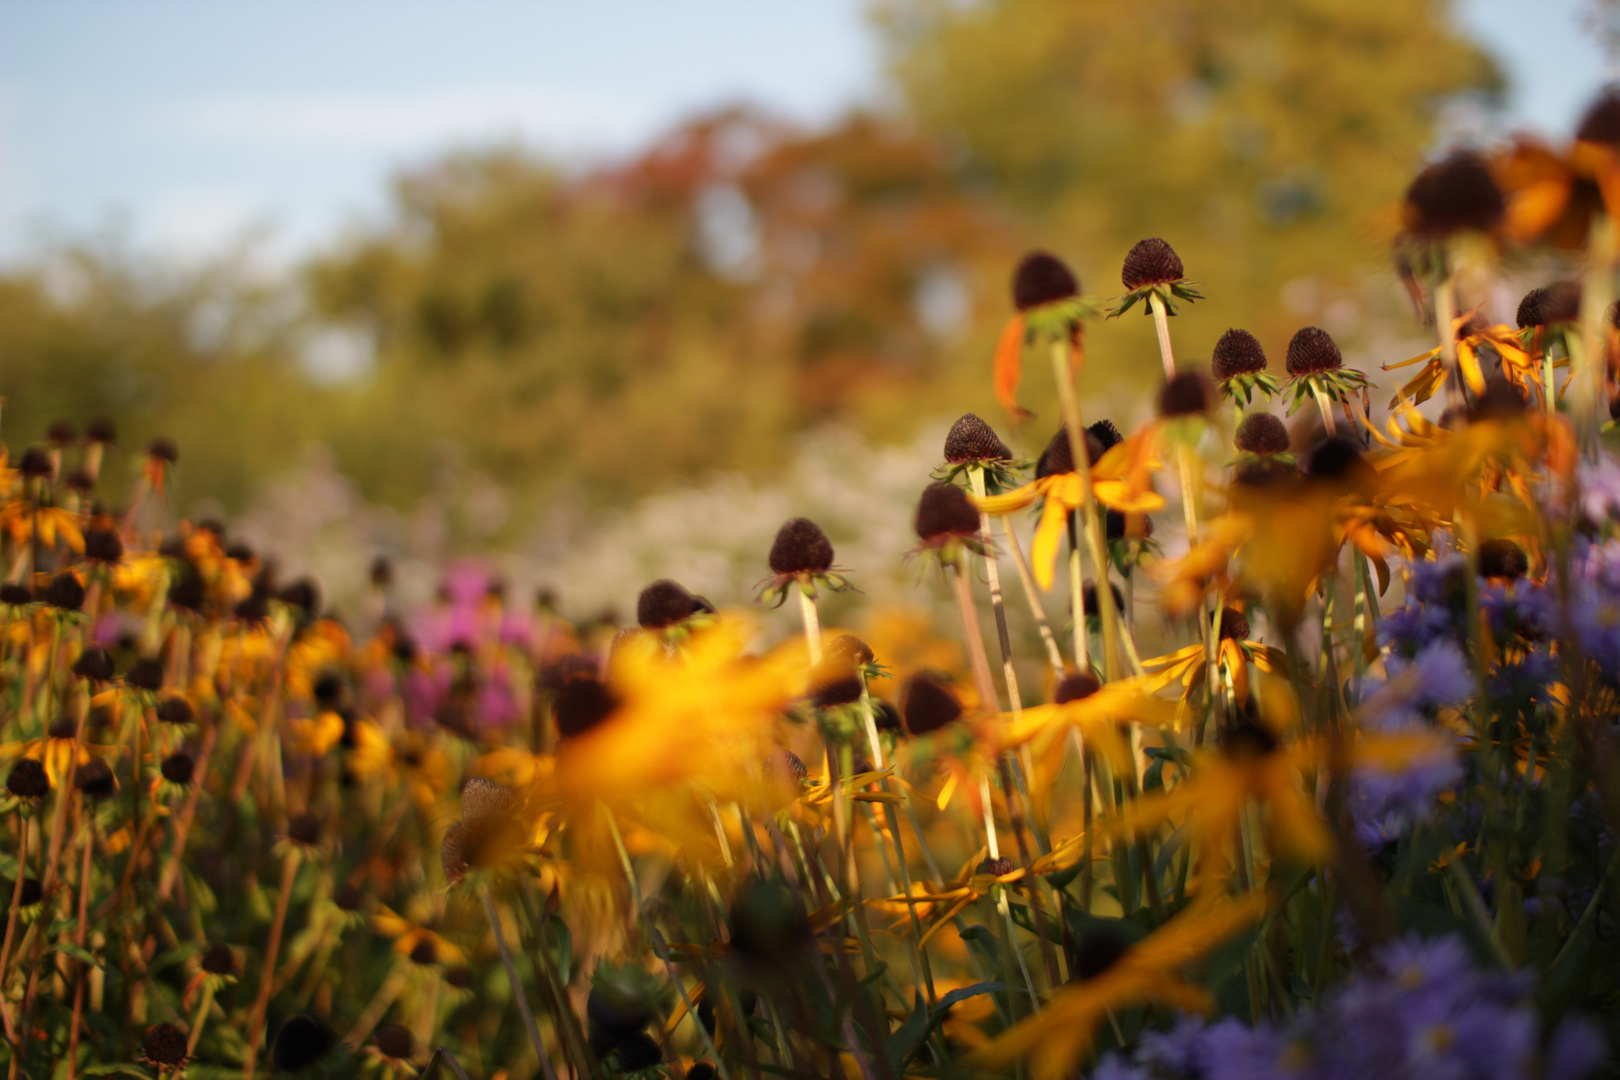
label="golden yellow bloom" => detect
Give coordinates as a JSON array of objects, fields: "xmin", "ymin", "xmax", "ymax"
[
  {"xmin": 974, "ymin": 893, "xmax": 1267, "ymax": 1080},
  {"xmin": 285, "ymin": 710, "xmax": 345, "ymax": 757},
  {"xmin": 974, "ymin": 430, "xmax": 1165, "ymax": 590},
  {"xmin": 1384, "ymin": 308, "xmax": 1540, "ymax": 406}
]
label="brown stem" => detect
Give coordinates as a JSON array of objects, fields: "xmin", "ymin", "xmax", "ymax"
[{"xmin": 243, "ymin": 853, "xmax": 300, "ymax": 1079}]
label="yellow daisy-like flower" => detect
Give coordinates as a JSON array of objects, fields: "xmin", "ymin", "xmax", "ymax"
[
  {"xmin": 974, "ymin": 429, "xmax": 1165, "ymax": 591},
  {"xmin": 973, "ymin": 892, "xmax": 1268, "ymax": 1080},
  {"xmin": 1384, "ymin": 307, "xmax": 1541, "ymax": 407},
  {"xmin": 348, "ymin": 723, "xmax": 451, "ymax": 809},
  {"xmin": 285, "ymin": 710, "xmax": 345, "ymax": 757}
]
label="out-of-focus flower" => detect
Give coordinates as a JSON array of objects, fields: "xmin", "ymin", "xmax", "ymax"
[{"xmin": 1384, "ymin": 308, "xmax": 1539, "ymax": 407}]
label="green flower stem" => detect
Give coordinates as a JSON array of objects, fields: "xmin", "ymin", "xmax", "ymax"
[
  {"xmin": 479, "ymin": 886, "xmax": 560, "ymax": 1080},
  {"xmin": 797, "ymin": 587, "xmax": 822, "ymax": 667},
  {"xmin": 1308, "ymin": 380, "xmax": 1339, "ymax": 437},
  {"xmin": 967, "ymin": 465, "xmax": 1025, "ymax": 711},
  {"xmin": 242, "ymin": 851, "xmax": 300, "ymax": 1080},
  {"xmin": 186, "ymin": 982, "xmax": 218, "ymax": 1056},
  {"xmin": 993, "ymin": 515, "xmax": 1067, "ymax": 676},
  {"xmin": 1434, "ymin": 271, "xmax": 1458, "ymax": 404}
]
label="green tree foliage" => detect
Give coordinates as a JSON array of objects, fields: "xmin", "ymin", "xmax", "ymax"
[{"xmin": 876, "ymin": 0, "xmax": 1502, "ymax": 396}]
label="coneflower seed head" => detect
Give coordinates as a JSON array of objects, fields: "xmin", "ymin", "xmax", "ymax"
[
  {"xmin": 1478, "ymin": 538, "xmax": 1529, "ymax": 581},
  {"xmin": 83, "ymin": 528, "xmax": 123, "ymax": 563},
  {"xmin": 1285, "ymin": 327, "xmax": 1342, "ymax": 376},
  {"xmin": 1217, "ymin": 609, "xmax": 1251, "ymax": 641},
  {"xmin": 287, "ymin": 813, "xmax": 323, "ymax": 847},
  {"xmin": 913, "ymin": 482, "xmax": 981, "ymax": 542},
  {"xmin": 768, "ymin": 517, "xmax": 835, "ymax": 575},
  {"xmin": 272, "ymin": 1015, "xmax": 335, "ymax": 1071},
  {"xmin": 160, "ymin": 752, "xmax": 195, "ymax": 785},
  {"xmin": 43, "ymin": 572, "xmax": 85, "ymax": 612},
  {"xmin": 72, "ymin": 647, "xmax": 113, "ymax": 682},
  {"xmin": 142, "ymin": 1022, "xmax": 188, "ymax": 1067},
  {"xmin": 1235, "ymin": 413, "xmax": 1290, "ymax": 455},
  {"xmin": 1012, "ymin": 251, "xmax": 1080, "ymax": 310},
  {"xmin": 1211, "ymin": 328, "xmax": 1268, "ymax": 379},
  {"xmin": 1053, "ymin": 672, "xmax": 1101, "ymax": 704},
  {"xmin": 637, "ymin": 579, "xmax": 706, "ymax": 629},
  {"xmin": 1516, "ymin": 281, "xmax": 1582, "ymax": 328},
  {"xmin": 201, "ymin": 943, "xmax": 235, "ymax": 976},
  {"xmin": 375, "ymin": 1024, "xmax": 414, "ymax": 1061},
  {"xmin": 901, "ymin": 673, "xmax": 962, "ymax": 735},
  {"xmin": 943, "ymin": 413, "xmax": 1012, "ymax": 463},
  {"xmin": 7, "ymin": 759, "xmax": 49, "ymax": 800},
  {"xmin": 1156, "ymin": 371, "xmax": 1212, "ymax": 418},
  {"xmin": 1577, "ymin": 86, "xmax": 1620, "ymax": 146},
  {"xmin": 156, "ymin": 696, "xmax": 194, "ymax": 725},
  {"xmin": 74, "ymin": 759, "xmax": 115, "ymax": 798},
  {"xmin": 1121, "ymin": 238, "xmax": 1184, "ymax": 289},
  {"xmin": 1402, "ymin": 150, "xmax": 1505, "ymax": 236},
  {"xmin": 460, "ymin": 777, "xmax": 516, "ymax": 825},
  {"xmin": 554, "ymin": 676, "xmax": 618, "ymax": 738}
]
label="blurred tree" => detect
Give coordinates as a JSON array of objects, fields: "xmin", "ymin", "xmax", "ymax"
[{"xmin": 875, "ymin": 0, "xmax": 1503, "ymax": 399}]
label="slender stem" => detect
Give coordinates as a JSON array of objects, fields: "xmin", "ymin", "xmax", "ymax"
[
  {"xmin": 187, "ymin": 982, "xmax": 218, "ymax": 1055},
  {"xmin": 968, "ymin": 466, "xmax": 1024, "ymax": 712},
  {"xmin": 1309, "ymin": 382, "xmax": 1339, "ymax": 436},
  {"xmin": 995, "ymin": 517, "xmax": 1066, "ymax": 675},
  {"xmin": 480, "ymin": 887, "xmax": 559, "ymax": 1080},
  {"xmin": 797, "ymin": 588, "xmax": 822, "ymax": 667},
  {"xmin": 1434, "ymin": 272, "xmax": 1457, "ymax": 405},
  {"xmin": 1147, "ymin": 294, "xmax": 1176, "ymax": 380},
  {"xmin": 242, "ymin": 853, "xmax": 300, "ymax": 1079}
]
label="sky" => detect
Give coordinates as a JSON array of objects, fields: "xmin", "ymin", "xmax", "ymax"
[{"xmin": 0, "ymin": 0, "xmax": 1610, "ymax": 267}]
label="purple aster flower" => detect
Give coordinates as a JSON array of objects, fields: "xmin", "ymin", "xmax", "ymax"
[
  {"xmin": 1546, "ymin": 1015, "xmax": 1609, "ymax": 1080},
  {"xmin": 1577, "ymin": 453, "xmax": 1620, "ymax": 524}
]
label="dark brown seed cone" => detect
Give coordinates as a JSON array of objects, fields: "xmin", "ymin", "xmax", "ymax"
[
  {"xmin": 1285, "ymin": 327, "xmax": 1343, "ymax": 376},
  {"xmin": 810, "ymin": 648, "xmax": 864, "ymax": 707},
  {"xmin": 637, "ymin": 579, "xmax": 705, "ymax": 629},
  {"xmin": 727, "ymin": 877, "xmax": 811, "ymax": 964},
  {"xmin": 160, "ymin": 752, "xmax": 195, "ymax": 785},
  {"xmin": 1233, "ymin": 459, "xmax": 1300, "ymax": 489},
  {"xmin": 7, "ymin": 759, "xmax": 48, "ymax": 800},
  {"xmin": 1157, "ymin": 372, "xmax": 1213, "ymax": 418},
  {"xmin": 828, "ymin": 634, "xmax": 875, "ymax": 668},
  {"xmin": 1036, "ymin": 427, "xmax": 1075, "ymax": 478},
  {"xmin": 460, "ymin": 777, "xmax": 516, "ymax": 825},
  {"xmin": 1081, "ymin": 582, "xmax": 1124, "ymax": 619},
  {"xmin": 615, "ymin": 1032, "xmax": 664, "ymax": 1069},
  {"xmin": 1088, "ymin": 419, "xmax": 1123, "ymax": 454},
  {"xmin": 913, "ymin": 482, "xmax": 981, "ymax": 542},
  {"xmin": 768, "ymin": 518, "xmax": 835, "ymax": 575},
  {"xmin": 13, "ymin": 879, "xmax": 41, "ymax": 907},
  {"xmin": 1478, "ymin": 538, "xmax": 1529, "ymax": 580},
  {"xmin": 147, "ymin": 438, "xmax": 178, "ymax": 464},
  {"xmin": 1012, "ymin": 251, "xmax": 1080, "ymax": 310},
  {"xmin": 74, "ymin": 759, "xmax": 115, "ymax": 798},
  {"xmin": 554, "ymin": 676, "xmax": 619, "ymax": 738},
  {"xmin": 1212, "ymin": 328, "xmax": 1268, "ymax": 379},
  {"xmin": 1217, "ymin": 608, "xmax": 1251, "ymax": 641},
  {"xmin": 0, "ymin": 584, "xmax": 31, "ymax": 607},
  {"xmin": 944, "ymin": 413, "xmax": 1013, "ymax": 463},
  {"xmin": 156, "ymin": 696, "xmax": 193, "ymax": 725},
  {"xmin": 86, "ymin": 417, "xmax": 116, "ymax": 444},
  {"xmin": 375, "ymin": 1024, "xmax": 414, "ymax": 1061},
  {"xmin": 440, "ymin": 823, "xmax": 468, "ymax": 879},
  {"xmin": 1517, "ymin": 281, "xmax": 1582, "ymax": 328},
  {"xmin": 1402, "ymin": 150, "xmax": 1505, "ymax": 236},
  {"xmin": 43, "ymin": 572, "xmax": 85, "ymax": 612},
  {"xmin": 333, "ymin": 884, "xmax": 363, "ymax": 912},
  {"xmin": 49, "ymin": 716, "xmax": 75, "ymax": 740},
  {"xmin": 279, "ymin": 579, "xmax": 320, "ymax": 616},
  {"xmin": 83, "ymin": 528, "xmax": 123, "ymax": 563},
  {"xmin": 1304, "ymin": 438, "xmax": 1371, "ymax": 485},
  {"xmin": 688, "ymin": 1064, "xmax": 719, "ymax": 1080},
  {"xmin": 445, "ymin": 965, "xmax": 474, "ymax": 989},
  {"xmin": 433, "ymin": 700, "xmax": 475, "ymax": 740},
  {"xmin": 72, "ymin": 646, "xmax": 113, "ymax": 682},
  {"xmin": 870, "ymin": 699, "xmax": 902, "ymax": 732},
  {"xmin": 1577, "ymin": 86, "xmax": 1620, "ymax": 146},
  {"xmin": 1053, "ymin": 672, "xmax": 1101, "ymax": 704},
  {"xmin": 64, "ymin": 468, "xmax": 95, "ymax": 493},
  {"xmin": 901, "ymin": 673, "xmax": 962, "ymax": 736},
  {"xmin": 409, "ymin": 939, "xmax": 437, "ymax": 966},
  {"xmin": 441, "ymin": 811, "xmax": 526, "ymax": 877},
  {"xmin": 18, "ymin": 448, "xmax": 52, "ymax": 478},
  {"xmin": 287, "ymin": 812, "xmax": 323, "ymax": 847},
  {"xmin": 538, "ymin": 654, "xmax": 599, "ymax": 693},
  {"xmin": 143, "ymin": 1022, "xmax": 188, "ymax": 1067},
  {"xmin": 1468, "ymin": 376, "xmax": 1529, "ymax": 422},
  {"xmin": 978, "ymin": 856, "xmax": 1015, "ymax": 877},
  {"xmin": 201, "ymin": 943, "xmax": 235, "ymax": 976},
  {"xmin": 1235, "ymin": 413, "xmax": 1290, "ymax": 455},
  {"xmin": 46, "ymin": 420, "xmax": 75, "ymax": 446},
  {"xmin": 272, "ymin": 1015, "xmax": 335, "ymax": 1071},
  {"xmin": 1121, "ymin": 238, "xmax": 1184, "ymax": 289}
]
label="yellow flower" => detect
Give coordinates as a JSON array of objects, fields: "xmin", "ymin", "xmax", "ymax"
[
  {"xmin": 285, "ymin": 710, "xmax": 345, "ymax": 757},
  {"xmin": 973, "ymin": 893, "xmax": 1267, "ymax": 1080},
  {"xmin": 1384, "ymin": 308, "xmax": 1540, "ymax": 406},
  {"xmin": 974, "ymin": 429, "xmax": 1165, "ymax": 590},
  {"xmin": 348, "ymin": 724, "xmax": 451, "ymax": 809},
  {"xmin": 371, "ymin": 904, "xmax": 466, "ymax": 966}
]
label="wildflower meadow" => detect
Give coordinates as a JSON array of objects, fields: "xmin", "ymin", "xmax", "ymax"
[{"xmin": 8, "ymin": 72, "xmax": 1620, "ymax": 1080}]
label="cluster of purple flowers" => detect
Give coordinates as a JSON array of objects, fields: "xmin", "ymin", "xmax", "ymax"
[{"xmin": 1092, "ymin": 936, "xmax": 1606, "ymax": 1080}]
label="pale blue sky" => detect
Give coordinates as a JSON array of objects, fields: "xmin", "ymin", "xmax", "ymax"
[{"xmin": 0, "ymin": 0, "xmax": 1608, "ymax": 265}]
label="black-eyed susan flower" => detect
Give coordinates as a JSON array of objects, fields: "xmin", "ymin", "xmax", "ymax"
[
  {"xmin": 992, "ymin": 251, "xmax": 1100, "ymax": 422},
  {"xmin": 1142, "ymin": 607, "xmax": 1285, "ymax": 709},
  {"xmin": 1110, "ymin": 237, "xmax": 1204, "ymax": 322},
  {"xmin": 973, "ymin": 893, "xmax": 1267, "ymax": 1080},
  {"xmin": 755, "ymin": 517, "xmax": 856, "ymax": 607},
  {"xmin": 934, "ymin": 412, "xmax": 1021, "ymax": 490},
  {"xmin": 1212, "ymin": 328, "xmax": 1280, "ymax": 409},
  {"xmin": 364, "ymin": 1023, "xmax": 417, "ymax": 1076},
  {"xmin": 1385, "ymin": 307, "xmax": 1540, "ymax": 407},
  {"xmin": 140, "ymin": 1022, "xmax": 189, "ymax": 1073},
  {"xmin": 974, "ymin": 424, "xmax": 1164, "ymax": 590},
  {"xmin": 1283, "ymin": 326, "xmax": 1369, "ymax": 434},
  {"xmin": 271, "ymin": 1014, "xmax": 336, "ymax": 1072}
]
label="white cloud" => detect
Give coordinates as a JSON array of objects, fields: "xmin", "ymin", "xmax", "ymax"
[{"xmin": 170, "ymin": 86, "xmax": 653, "ymax": 154}]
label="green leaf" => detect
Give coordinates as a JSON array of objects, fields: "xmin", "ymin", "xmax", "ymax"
[
  {"xmin": 83, "ymin": 1065, "xmax": 152, "ymax": 1079},
  {"xmin": 47, "ymin": 942, "xmax": 103, "ymax": 970},
  {"xmin": 958, "ymin": 923, "xmax": 1001, "ymax": 970},
  {"xmin": 884, "ymin": 993, "xmax": 929, "ymax": 1069},
  {"xmin": 546, "ymin": 914, "xmax": 573, "ymax": 985}
]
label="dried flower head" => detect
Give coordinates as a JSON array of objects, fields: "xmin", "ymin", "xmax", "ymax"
[
  {"xmin": 978, "ymin": 856, "xmax": 1016, "ymax": 877},
  {"xmin": 127, "ymin": 657, "xmax": 165, "ymax": 691},
  {"xmin": 83, "ymin": 528, "xmax": 123, "ymax": 563},
  {"xmin": 272, "ymin": 1015, "xmax": 335, "ymax": 1071},
  {"xmin": 1081, "ymin": 582, "xmax": 1125, "ymax": 620},
  {"xmin": 1577, "ymin": 86, "xmax": 1620, "ymax": 145},
  {"xmin": 1517, "ymin": 281, "xmax": 1582, "ymax": 328},
  {"xmin": 913, "ymin": 482, "xmax": 981, "ymax": 543},
  {"xmin": 1156, "ymin": 371, "xmax": 1213, "ymax": 418},
  {"xmin": 72, "ymin": 646, "xmax": 113, "ymax": 682},
  {"xmin": 440, "ymin": 812, "xmax": 527, "ymax": 881},
  {"xmin": 1235, "ymin": 413, "xmax": 1290, "ymax": 455},
  {"xmin": 1217, "ymin": 608, "xmax": 1251, "ymax": 641},
  {"xmin": 74, "ymin": 759, "xmax": 115, "ymax": 798},
  {"xmin": 901, "ymin": 673, "xmax": 963, "ymax": 736},
  {"xmin": 944, "ymin": 413, "xmax": 1013, "ymax": 463},
  {"xmin": 554, "ymin": 676, "xmax": 619, "ymax": 738},
  {"xmin": 374, "ymin": 1024, "xmax": 414, "ymax": 1062},
  {"xmin": 142, "ymin": 1022, "xmax": 188, "ymax": 1069},
  {"xmin": 160, "ymin": 752, "xmax": 195, "ymax": 786},
  {"xmin": 279, "ymin": 579, "xmax": 320, "ymax": 617},
  {"xmin": 7, "ymin": 759, "xmax": 49, "ymax": 801},
  {"xmin": 637, "ymin": 579, "xmax": 709, "ymax": 629},
  {"xmin": 18, "ymin": 448, "xmax": 52, "ymax": 479},
  {"xmin": 86, "ymin": 418, "xmax": 117, "ymax": 444},
  {"xmin": 0, "ymin": 584, "xmax": 31, "ymax": 607},
  {"xmin": 287, "ymin": 812, "xmax": 323, "ymax": 848},
  {"xmin": 146, "ymin": 438, "xmax": 178, "ymax": 464},
  {"xmin": 768, "ymin": 518, "xmax": 835, "ymax": 575},
  {"xmin": 156, "ymin": 696, "xmax": 194, "ymax": 725},
  {"xmin": 1468, "ymin": 376, "xmax": 1529, "ymax": 422},
  {"xmin": 1402, "ymin": 150, "xmax": 1505, "ymax": 236},
  {"xmin": 460, "ymin": 777, "xmax": 517, "ymax": 825},
  {"xmin": 201, "ymin": 943, "xmax": 236, "ymax": 977},
  {"xmin": 1286, "ymin": 327, "xmax": 1343, "ymax": 377},
  {"xmin": 43, "ymin": 572, "xmax": 85, "ymax": 612},
  {"xmin": 46, "ymin": 419, "xmax": 76, "ymax": 447},
  {"xmin": 1121, "ymin": 238, "xmax": 1184, "ymax": 289},
  {"xmin": 1036, "ymin": 428, "xmax": 1076, "ymax": 478},
  {"xmin": 1012, "ymin": 251, "xmax": 1080, "ymax": 310},
  {"xmin": 728, "ymin": 877, "xmax": 811, "ymax": 964},
  {"xmin": 1212, "ymin": 329, "xmax": 1268, "ymax": 379}
]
